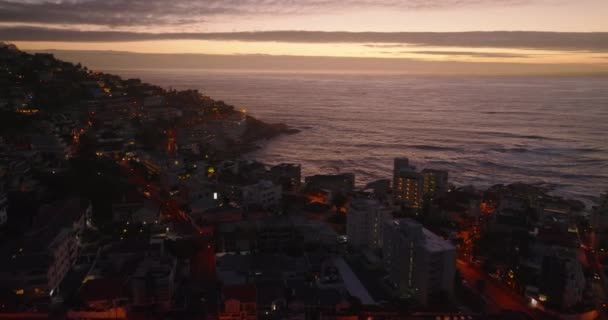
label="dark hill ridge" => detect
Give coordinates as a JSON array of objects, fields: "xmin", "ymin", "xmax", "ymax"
[{"xmin": 0, "ymin": 42, "xmax": 298, "ymax": 145}]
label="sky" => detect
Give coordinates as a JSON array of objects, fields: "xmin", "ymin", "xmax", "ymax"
[{"xmin": 1, "ymin": 0, "xmax": 608, "ymax": 71}]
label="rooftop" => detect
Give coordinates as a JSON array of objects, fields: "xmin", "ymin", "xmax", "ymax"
[{"xmin": 421, "ymin": 228, "xmax": 455, "ymax": 253}]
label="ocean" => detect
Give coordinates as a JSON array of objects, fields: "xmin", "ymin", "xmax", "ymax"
[{"xmin": 108, "ymin": 69, "xmax": 608, "ymax": 203}]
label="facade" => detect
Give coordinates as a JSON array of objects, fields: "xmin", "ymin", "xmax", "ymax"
[
  {"xmin": 304, "ymin": 173, "xmax": 355, "ymax": 193},
  {"xmin": 270, "ymin": 163, "xmax": 301, "ymax": 192},
  {"xmin": 383, "ymin": 219, "xmax": 456, "ymax": 306},
  {"xmin": 394, "ymin": 169, "xmax": 423, "ymax": 209},
  {"xmin": 393, "ymin": 157, "xmax": 410, "ymax": 181},
  {"xmin": 421, "ymin": 169, "xmax": 449, "ymax": 198},
  {"xmin": 241, "ymin": 180, "xmax": 282, "ymax": 210},
  {"xmin": 131, "ymin": 257, "xmax": 177, "ymax": 311},
  {"xmin": 0, "ymin": 199, "xmax": 89, "ymax": 299},
  {"xmin": 219, "ymin": 284, "xmax": 257, "ymax": 320},
  {"xmin": 591, "ymin": 192, "xmax": 608, "ymax": 251},
  {"xmin": 256, "ymin": 218, "xmax": 296, "ymax": 253},
  {"xmin": 0, "ymin": 192, "xmax": 7, "ymax": 226},
  {"xmin": 539, "ymin": 254, "xmax": 585, "ymax": 309},
  {"xmin": 346, "ymin": 198, "xmax": 392, "ymax": 250}
]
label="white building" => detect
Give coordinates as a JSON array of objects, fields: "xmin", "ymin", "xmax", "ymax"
[
  {"xmin": 241, "ymin": 180, "xmax": 282, "ymax": 210},
  {"xmin": 347, "ymin": 198, "xmax": 392, "ymax": 250},
  {"xmin": 383, "ymin": 219, "xmax": 456, "ymax": 306}
]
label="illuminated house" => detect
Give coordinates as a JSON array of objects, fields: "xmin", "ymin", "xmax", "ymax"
[
  {"xmin": 421, "ymin": 168, "xmax": 449, "ymax": 198},
  {"xmin": 383, "ymin": 219, "xmax": 455, "ymax": 306},
  {"xmin": 393, "ymin": 168, "xmax": 423, "ymax": 209}
]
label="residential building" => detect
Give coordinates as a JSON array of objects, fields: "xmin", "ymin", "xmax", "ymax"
[
  {"xmin": 346, "ymin": 198, "xmax": 392, "ymax": 250},
  {"xmin": 304, "ymin": 173, "xmax": 355, "ymax": 193},
  {"xmin": 0, "ymin": 199, "xmax": 90, "ymax": 299},
  {"xmin": 393, "ymin": 168, "xmax": 423, "ymax": 209},
  {"xmin": 130, "ymin": 257, "xmax": 177, "ymax": 311},
  {"xmin": 421, "ymin": 169, "xmax": 449, "ymax": 198},
  {"xmin": 539, "ymin": 253, "xmax": 585, "ymax": 309},
  {"xmin": 256, "ymin": 218, "xmax": 296, "ymax": 253},
  {"xmin": 591, "ymin": 192, "xmax": 608, "ymax": 251},
  {"xmin": 219, "ymin": 284, "xmax": 257, "ymax": 320},
  {"xmin": 270, "ymin": 163, "xmax": 301, "ymax": 192},
  {"xmin": 383, "ymin": 219, "xmax": 456, "ymax": 306},
  {"xmin": 0, "ymin": 192, "xmax": 7, "ymax": 226},
  {"xmin": 242, "ymin": 180, "xmax": 282, "ymax": 210},
  {"xmin": 393, "ymin": 157, "xmax": 410, "ymax": 181}
]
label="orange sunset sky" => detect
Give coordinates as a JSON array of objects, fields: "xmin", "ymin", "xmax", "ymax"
[{"xmin": 1, "ymin": 0, "xmax": 607, "ymax": 70}]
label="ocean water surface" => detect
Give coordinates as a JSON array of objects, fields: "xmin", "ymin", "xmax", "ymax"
[{"xmin": 108, "ymin": 69, "xmax": 608, "ymax": 203}]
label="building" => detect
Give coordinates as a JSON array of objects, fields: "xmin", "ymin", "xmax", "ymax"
[
  {"xmin": 219, "ymin": 284, "xmax": 257, "ymax": 320},
  {"xmin": 383, "ymin": 219, "xmax": 455, "ymax": 306},
  {"xmin": 393, "ymin": 168, "xmax": 423, "ymax": 209},
  {"xmin": 346, "ymin": 198, "xmax": 392, "ymax": 250},
  {"xmin": 393, "ymin": 157, "xmax": 410, "ymax": 181},
  {"xmin": 539, "ymin": 254, "xmax": 585, "ymax": 309},
  {"xmin": 305, "ymin": 173, "xmax": 355, "ymax": 193},
  {"xmin": 0, "ymin": 199, "xmax": 90, "ymax": 299},
  {"xmin": 269, "ymin": 163, "xmax": 301, "ymax": 192},
  {"xmin": 256, "ymin": 218, "xmax": 296, "ymax": 253},
  {"xmin": 421, "ymin": 169, "xmax": 448, "ymax": 198},
  {"xmin": 591, "ymin": 192, "xmax": 608, "ymax": 251},
  {"xmin": 241, "ymin": 180, "xmax": 282, "ymax": 210},
  {"xmin": 130, "ymin": 257, "xmax": 177, "ymax": 311},
  {"xmin": 0, "ymin": 192, "xmax": 7, "ymax": 226}
]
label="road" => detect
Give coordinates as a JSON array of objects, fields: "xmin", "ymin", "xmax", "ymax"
[
  {"xmin": 118, "ymin": 157, "xmax": 206, "ymax": 235},
  {"xmin": 457, "ymin": 259, "xmax": 554, "ymax": 320},
  {"xmin": 582, "ymin": 229, "xmax": 608, "ymax": 320}
]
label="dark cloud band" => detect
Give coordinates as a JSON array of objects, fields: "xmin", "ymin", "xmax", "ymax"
[
  {"xmin": 1, "ymin": 27, "xmax": 607, "ymax": 53},
  {"xmin": 0, "ymin": 0, "xmax": 538, "ymax": 27}
]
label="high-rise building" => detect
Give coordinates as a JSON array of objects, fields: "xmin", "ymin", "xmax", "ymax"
[
  {"xmin": 393, "ymin": 157, "xmax": 410, "ymax": 182},
  {"xmin": 269, "ymin": 163, "xmax": 301, "ymax": 192},
  {"xmin": 383, "ymin": 219, "xmax": 456, "ymax": 306},
  {"xmin": 394, "ymin": 168, "xmax": 423, "ymax": 209},
  {"xmin": 539, "ymin": 253, "xmax": 585, "ymax": 309},
  {"xmin": 421, "ymin": 169, "xmax": 449, "ymax": 198},
  {"xmin": 347, "ymin": 198, "xmax": 392, "ymax": 250},
  {"xmin": 393, "ymin": 157, "xmax": 423, "ymax": 208}
]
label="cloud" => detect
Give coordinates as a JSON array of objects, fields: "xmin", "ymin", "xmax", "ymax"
[
  {"xmin": 31, "ymin": 49, "xmax": 608, "ymax": 76},
  {"xmin": 406, "ymin": 50, "xmax": 532, "ymax": 58},
  {"xmin": 2, "ymin": 27, "xmax": 608, "ymax": 52},
  {"xmin": 0, "ymin": 0, "xmax": 546, "ymax": 27}
]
